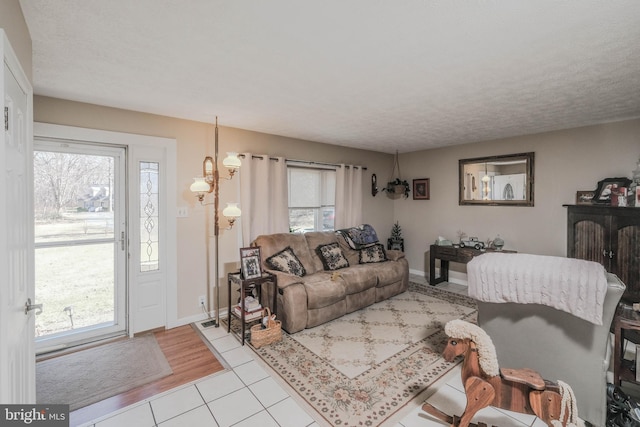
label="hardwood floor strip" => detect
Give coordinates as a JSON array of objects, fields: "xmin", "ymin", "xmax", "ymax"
[{"xmin": 68, "ymin": 324, "xmax": 225, "ymax": 426}]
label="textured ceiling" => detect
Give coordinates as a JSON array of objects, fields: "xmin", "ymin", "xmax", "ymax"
[{"xmin": 20, "ymin": 1, "xmax": 640, "ymax": 153}]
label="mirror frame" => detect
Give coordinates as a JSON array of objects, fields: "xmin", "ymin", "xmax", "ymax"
[{"xmin": 459, "ymin": 152, "xmax": 535, "ymax": 206}]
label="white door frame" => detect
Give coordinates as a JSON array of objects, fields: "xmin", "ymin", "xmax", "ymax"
[{"xmin": 33, "ymin": 123, "xmax": 178, "ymax": 335}]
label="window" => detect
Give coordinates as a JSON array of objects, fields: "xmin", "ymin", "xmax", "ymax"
[
  {"xmin": 288, "ymin": 167, "xmax": 336, "ymax": 233},
  {"xmin": 139, "ymin": 161, "xmax": 159, "ymax": 272}
]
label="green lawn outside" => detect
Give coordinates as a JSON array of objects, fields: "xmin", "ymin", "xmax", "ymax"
[{"xmin": 35, "ymin": 213, "xmax": 115, "ymax": 338}]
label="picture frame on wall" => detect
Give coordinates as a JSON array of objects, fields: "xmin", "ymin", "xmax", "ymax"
[
  {"xmin": 413, "ymin": 178, "xmax": 430, "ymax": 200},
  {"xmin": 576, "ymin": 190, "xmax": 595, "ymax": 205},
  {"xmin": 240, "ymin": 247, "xmax": 262, "ymax": 280}
]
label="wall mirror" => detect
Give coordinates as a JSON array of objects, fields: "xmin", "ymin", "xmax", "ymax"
[{"xmin": 459, "ymin": 152, "xmax": 534, "ymax": 206}]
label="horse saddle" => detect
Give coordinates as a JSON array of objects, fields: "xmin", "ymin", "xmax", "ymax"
[{"xmin": 500, "ymin": 367, "xmax": 546, "ymax": 390}]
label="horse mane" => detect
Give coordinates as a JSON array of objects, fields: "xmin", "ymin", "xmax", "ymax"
[{"xmin": 444, "ymin": 319, "xmax": 500, "ymax": 377}]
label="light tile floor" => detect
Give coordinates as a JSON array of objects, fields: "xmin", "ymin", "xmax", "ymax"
[{"xmin": 77, "ymin": 275, "xmax": 547, "ymax": 427}]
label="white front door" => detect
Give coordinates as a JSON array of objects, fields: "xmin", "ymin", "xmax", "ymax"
[{"xmin": 0, "ymin": 31, "xmax": 35, "ymax": 403}]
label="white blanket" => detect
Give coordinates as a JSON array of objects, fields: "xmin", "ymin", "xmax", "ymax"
[{"xmin": 467, "ymin": 253, "xmax": 608, "ymax": 325}]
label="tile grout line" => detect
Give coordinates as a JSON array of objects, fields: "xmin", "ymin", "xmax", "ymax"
[
  {"xmin": 194, "ymin": 385, "xmax": 220, "ymax": 427},
  {"xmin": 148, "ymin": 402, "xmax": 158, "ymax": 427}
]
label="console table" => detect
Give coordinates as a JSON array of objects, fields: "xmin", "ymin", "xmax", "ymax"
[{"xmin": 429, "ymin": 244, "xmax": 516, "ymax": 285}]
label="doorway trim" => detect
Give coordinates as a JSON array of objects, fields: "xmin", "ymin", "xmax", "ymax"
[{"xmin": 33, "ymin": 123, "xmax": 178, "ymax": 334}]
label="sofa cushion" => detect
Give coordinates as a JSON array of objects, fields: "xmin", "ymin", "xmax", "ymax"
[
  {"xmin": 316, "ymin": 243, "xmax": 349, "ymax": 271},
  {"xmin": 366, "ymin": 259, "xmax": 406, "ymax": 287},
  {"xmin": 305, "ymin": 232, "xmax": 339, "ymax": 272},
  {"xmin": 303, "ymin": 273, "xmax": 346, "ymax": 309},
  {"xmin": 254, "ymin": 233, "xmax": 316, "ymax": 275},
  {"xmin": 359, "ymin": 243, "xmax": 388, "ymax": 264},
  {"xmin": 337, "ymin": 234, "xmax": 361, "ymax": 266},
  {"xmin": 266, "ymin": 246, "xmax": 307, "ymax": 277},
  {"xmin": 337, "ymin": 265, "xmax": 377, "ymax": 294}
]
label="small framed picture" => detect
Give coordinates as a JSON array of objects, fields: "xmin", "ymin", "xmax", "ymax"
[
  {"xmin": 592, "ymin": 177, "xmax": 632, "ymax": 204},
  {"xmin": 576, "ymin": 190, "xmax": 595, "ymax": 205},
  {"xmin": 240, "ymin": 247, "xmax": 262, "ymax": 280},
  {"xmin": 413, "ymin": 178, "xmax": 430, "ymax": 200}
]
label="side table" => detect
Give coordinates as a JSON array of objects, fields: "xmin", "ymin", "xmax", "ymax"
[
  {"xmin": 227, "ymin": 271, "xmax": 277, "ymax": 345},
  {"xmin": 613, "ymin": 304, "xmax": 640, "ymax": 386}
]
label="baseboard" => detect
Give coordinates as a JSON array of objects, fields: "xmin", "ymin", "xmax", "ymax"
[
  {"xmin": 447, "ymin": 271, "xmax": 469, "ymax": 286},
  {"xmin": 409, "ymin": 268, "xmax": 426, "ymax": 278},
  {"xmin": 167, "ymin": 309, "xmax": 231, "ymax": 330}
]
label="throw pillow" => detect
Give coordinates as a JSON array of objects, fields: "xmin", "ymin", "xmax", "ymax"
[
  {"xmin": 266, "ymin": 246, "xmax": 307, "ymax": 277},
  {"xmin": 359, "ymin": 243, "xmax": 388, "ymax": 264},
  {"xmin": 316, "ymin": 243, "xmax": 349, "ymax": 271}
]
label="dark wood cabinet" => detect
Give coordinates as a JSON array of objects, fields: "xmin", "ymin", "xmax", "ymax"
[{"xmin": 566, "ymin": 205, "xmax": 640, "ymax": 301}]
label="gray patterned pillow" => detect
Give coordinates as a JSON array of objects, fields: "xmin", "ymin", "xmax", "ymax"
[
  {"xmin": 316, "ymin": 243, "xmax": 349, "ymax": 271},
  {"xmin": 359, "ymin": 243, "xmax": 388, "ymax": 264},
  {"xmin": 266, "ymin": 246, "xmax": 307, "ymax": 276}
]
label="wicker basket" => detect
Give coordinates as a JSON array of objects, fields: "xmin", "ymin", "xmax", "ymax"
[{"xmin": 250, "ymin": 307, "xmax": 282, "ymax": 348}]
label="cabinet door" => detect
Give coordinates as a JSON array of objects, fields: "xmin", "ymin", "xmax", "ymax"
[
  {"xmin": 568, "ymin": 212, "xmax": 609, "ymax": 269},
  {"xmin": 612, "ymin": 215, "xmax": 640, "ymax": 300}
]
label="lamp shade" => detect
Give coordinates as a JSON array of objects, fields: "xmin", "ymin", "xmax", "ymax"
[
  {"xmin": 190, "ymin": 177, "xmax": 210, "ymax": 193},
  {"xmin": 222, "ymin": 152, "xmax": 241, "ymax": 170},
  {"xmin": 222, "ymin": 202, "xmax": 241, "ymax": 218}
]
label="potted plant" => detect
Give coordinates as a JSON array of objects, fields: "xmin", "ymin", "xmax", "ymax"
[
  {"xmin": 384, "ymin": 178, "xmax": 410, "ymax": 199},
  {"xmin": 380, "ymin": 150, "xmax": 411, "ymax": 199},
  {"xmin": 387, "ymin": 221, "xmax": 404, "ymax": 251}
]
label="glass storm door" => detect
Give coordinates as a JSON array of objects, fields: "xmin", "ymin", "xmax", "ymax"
[{"xmin": 33, "ymin": 140, "xmax": 127, "ymax": 352}]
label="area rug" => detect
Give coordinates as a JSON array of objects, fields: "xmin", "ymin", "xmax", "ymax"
[
  {"xmin": 250, "ymin": 282, "xmax": 477, "ymax": 426},
  {"xmin": 36, "ymin": 334, "xmax": 173, "ymax": 411}
]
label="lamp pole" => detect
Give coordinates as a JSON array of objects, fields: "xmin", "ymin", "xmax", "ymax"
[{"xmin": 213, "ymin": 118, "xmax": 221, "ymax": 327}]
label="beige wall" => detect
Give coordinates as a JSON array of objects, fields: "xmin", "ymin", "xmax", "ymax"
[
  {"xmin": 397, "ymin": 118, "xmax": 640, "ymax": 278},
  {"xmin": 34, "ymin": 96, "xmax": 394, "ymax": 321},
  {"xmin": 0, "ymin": 0, "xmax": 32, "ymax": 82}
]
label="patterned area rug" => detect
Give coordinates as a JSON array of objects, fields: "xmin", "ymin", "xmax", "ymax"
[{"xmin": 250, "ymin": 282, "xmax": 477, "ymax": 426}]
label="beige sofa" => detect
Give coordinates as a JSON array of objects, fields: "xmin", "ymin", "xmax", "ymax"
[{"xmin": 252, "ymin": 231, "xmax": 409, "ymax": 333}]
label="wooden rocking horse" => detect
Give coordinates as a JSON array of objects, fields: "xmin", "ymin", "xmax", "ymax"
[{"xmin": 422, "ymin": 320, "xmax": 583, "ymax": 427}]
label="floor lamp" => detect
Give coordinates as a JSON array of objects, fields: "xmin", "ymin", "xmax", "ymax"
[{"xmin": 190, "ymin": 117, "xmax": 241, "ymax": 327}]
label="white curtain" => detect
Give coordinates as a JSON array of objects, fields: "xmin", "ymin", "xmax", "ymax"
[
  {"xmin": 239, "ymin": 154, "xmax": 289, "ymax": 246},
  {"xmin": 334, "ymin": 164, "xmax": 363, "ymax": 229}
]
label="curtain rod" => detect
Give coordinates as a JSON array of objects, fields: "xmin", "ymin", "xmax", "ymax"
[{"xmin": 237, "ymin": 154, "xmax": 367, "ymax": 170}]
